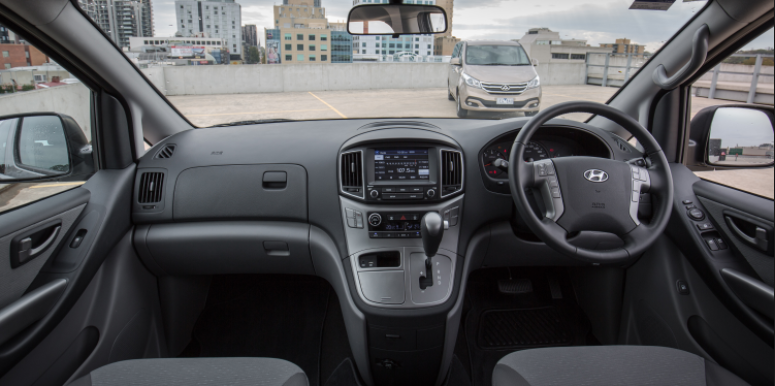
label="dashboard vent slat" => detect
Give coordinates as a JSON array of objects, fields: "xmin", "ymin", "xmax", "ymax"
[
  {"xmin": 441, "ymin": 150, "xmax": 463, "ymax": 196},
  {"xmin": 138, "ymin": 172, "xmax": 164, "ymax": 203},
  {"xmin": 155, "ymin": 145, "xmax": 176, "ymax": 159},
  {"xmin": 341, "ymin": 151, "xmax": 363, "ymax": 197}
]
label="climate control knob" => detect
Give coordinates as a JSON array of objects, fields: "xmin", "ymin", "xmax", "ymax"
[
  {"xmin": 368, "ymin": 213, "xmax": 382, "ymax": 227},
  {"xmin": 426, "ymin": 189, "xmax": 436, "ymax": 198},
  {"xmin": 369, "ymin": 190, "xmax": 379, "ymax": 198}
]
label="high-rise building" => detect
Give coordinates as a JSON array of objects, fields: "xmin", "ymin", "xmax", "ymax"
[
  {"xmin": 434, "ymin": 0, "xmax": 453, "ymax": 37},
  {"xmin": 266, "ymin": 0, "xmax": 352, "ymax": 64},
  {"xmin": 78, "ymin": 0, "xmax": 154, "ymax": 49},
  {"xmin": 350, "ymin": 0, "xmax": 435, "ymax": 59},
  {"xmin": 600, "ymin": 38, "xmax": 646, "ymax": 57},
  {"xmin": 0, "ymin": 24, "xmax": 20, "ymax": 44},
  {"xmin": 242, "ymin": 24, "xmax": 258, "ymax": 48},
  {"xmin": 175, "ymin": 0, "xmax": 242, "ymax": 61},
  {"xmin": 433, "ymin": 35, "xmax": 459, "ymax": 56},
  {"xmin": 517, "ymin": 28, "xmax": 612, "ymax": 63}
]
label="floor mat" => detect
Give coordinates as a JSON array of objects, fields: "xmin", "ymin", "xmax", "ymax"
[
  {"xmin": 184, "ymin": 275, "xmax": 331, "ymax": 386},
  {"xmin": 323, "ymin": 358, "xmax": 363, "ymax": 386},
  {"xmin": 462, "ymin": 268, "xmax": 591, "ymax": 386}
]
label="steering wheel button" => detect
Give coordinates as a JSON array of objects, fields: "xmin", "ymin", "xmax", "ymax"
[
  {"xmin": 550, "ymin": 188, "xmax": 561, "ymax": 198},
  {"xmin": 632, "ymin": 192, "xmax": 639, "ymax": 202}
]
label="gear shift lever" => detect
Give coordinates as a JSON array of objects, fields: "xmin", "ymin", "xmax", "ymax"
[{"xmin": 420, "ymin": 212, "xmax": 444, "ymax": 290}]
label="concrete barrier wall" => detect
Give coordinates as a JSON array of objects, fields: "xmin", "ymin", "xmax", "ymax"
[
  {"xmin": 136, "ymin": 62, "xmax": 584, "ymax": 96},
  {"xmin": 695, "ymin": 63, "xmax": 774, "ymax": 84},
  {"xmin": 0, "ymin": 83, "xmax": 91, "ymax": 140}
]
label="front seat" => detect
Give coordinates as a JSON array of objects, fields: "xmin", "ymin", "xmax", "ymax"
[
  {"xmin": 68, "ymin": 357, "xmax": 308, "ymax": 386},
  {"xmin": 492, "ymin": 346, "xmax": 749, "ymax": 386}
]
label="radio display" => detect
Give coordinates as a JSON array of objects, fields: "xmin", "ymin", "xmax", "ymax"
[{"xmin": 374, "ymin": 149, "xmax": 430, "ymax": 181}]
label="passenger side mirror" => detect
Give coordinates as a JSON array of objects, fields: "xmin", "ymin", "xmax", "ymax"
[
  {"xmin": 347, "ymin": 4, "xmax": 447, "ymax": 35},
  {"xmin": 705, "ymin": 107, "xmax": 774, "ymax": 167},
  {"xmin": 532, "ymin": 58, "xmax": 539, "ymax": 67},
  {"xmin": 0, "ymin": 113, "xmax": 93, "ymax": 182},
  {"xmin": 450, "ymin": 57, "xmax": 460, "ymax": 66}
]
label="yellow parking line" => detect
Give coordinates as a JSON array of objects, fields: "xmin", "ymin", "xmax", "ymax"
[
  {"xmin": 308, "ymin": 92, "xmax": 347, "ymax": 119},
  {"xmin": 29, "ymin": 181, "xmax": 85, "ymax": 189},
  {"xmin": 187, "ymin": 108, "xmax": 329, "ymax": 117}
]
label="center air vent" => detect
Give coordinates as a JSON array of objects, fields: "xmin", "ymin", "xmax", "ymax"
[
  {"xmin": 341, "ymin": 151, "xmax": 363, "ymax": 197},
  {"xmin": 441, "ymin": 150, "xmax": 463, "ymax": 196},
  {"xmin": 155, "ymin": 145, "xmax": 176, "ymax": 159},
  {"xmin": 138, "ymin": 172, "xmax": 165, "ymax": 203}
]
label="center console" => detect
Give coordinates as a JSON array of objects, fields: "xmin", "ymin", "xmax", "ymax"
[{"xmin": 338, "ymin": 136, "xmax": 465, "ymax": 386}]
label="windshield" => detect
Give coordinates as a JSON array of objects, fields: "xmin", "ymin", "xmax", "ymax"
[
  {"xmin": 465, "ymin": 45, "xmax": 529, "ymax": 66},
  {"xmin": 64, "ymin": 0, "xmax": 762, "ymax": 127}
]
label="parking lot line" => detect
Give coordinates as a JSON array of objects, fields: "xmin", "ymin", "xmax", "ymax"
[
  {"xmin": 308, "ymin": 92, "xmax": 348, "ymax": 119},
  {"xmin": 187, "ymin": 108, "xmax": 329, "ymax": 117}
]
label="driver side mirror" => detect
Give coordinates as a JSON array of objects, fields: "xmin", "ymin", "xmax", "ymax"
[
  {"xmin": 450, "ymin": 57, "xmax": 460, "ymax": 66},
  {"xmin": 347, "ymin": 4, "xmax": 448, "ymax": 35},
  {"xmin": 0, "ymin": 113, "xmax": 93, "ymax": 182},
  {"xmin": 532, "ymin": 58, "xmax": 539, "ymax": 67}
]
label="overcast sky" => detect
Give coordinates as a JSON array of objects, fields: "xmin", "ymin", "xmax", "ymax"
[{"xmin": 152, "ymin": 0, "xmax": 773, "ymax": 52}]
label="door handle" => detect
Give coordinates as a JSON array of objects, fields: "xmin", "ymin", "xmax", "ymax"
[
  {"xmin": 725, "ymin": 216, "xmax": 769, "ymax": 252},
  {"xmin": 12, "ymin": 224, "xmax": 61, "ymax": 268}
]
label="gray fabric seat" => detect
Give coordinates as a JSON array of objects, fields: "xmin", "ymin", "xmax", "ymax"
[
  {"xmin": 68, "ymin": 357, "xmax": 308, "ymax": 386},
  {"xmin": 493, "ymin": 346, "xmax": 749, "ymax": 386}
]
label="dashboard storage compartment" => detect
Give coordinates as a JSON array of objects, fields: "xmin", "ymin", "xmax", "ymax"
[
  {"xmin": 172, "ymin": 164, "xmax": 307, "ymax": 221},
  {"xmin": 134, "ymin": 222, "xmax": 314, "ymax": 276}
]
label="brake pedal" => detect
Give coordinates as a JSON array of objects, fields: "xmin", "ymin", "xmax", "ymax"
[{"xmin": 498, "ymin": 279, "xmax": 532, "ymax": 294}]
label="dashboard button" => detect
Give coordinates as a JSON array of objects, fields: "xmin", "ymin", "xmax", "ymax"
[
  {"xmin": 410, "ymin": 187, "xmax": 423, "ymax": 192},
  {"xmin": 687, "ymin": 209, "xmax": 705, "ymax": 221},
  {"xmin": 369, "ymin": 190, "xmax": 379, "ymax": 198},
  {"xmin": 355, "ymin": 211, "xmax": 364, "ymax": 228},
  {"xmin": 398, "ymin": 187, "xmax": 409, "ymax": 192},
  {"xmin": 382, "ymin": 187, "xmax": 395, "ymax": 192},
  {"xmin": 407, "ymin": 194, "xmax": 422, "ymax": 199},
  {"xmin": 368, "ymin": 213, "xmax": 382, "ymax": 227},
  {"xmin": 426, "ymin": 189, "xmax": 436, "ymax": 198},
  {"xmin": 346, "ymin": 208, "xmax": 355, "ymax": 218},
  {"xmin": 347, "ymin": 217, "xmax": 356, "ymax": 228}
]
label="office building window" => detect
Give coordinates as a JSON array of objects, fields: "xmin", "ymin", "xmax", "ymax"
[
  {"xmin": 286, "ymin": 54, "xmax": 292, "ymax": 61},
  {"xmin": 551, "ymin": 53, "xmax": 569, "ymax": 59},
  {"xmin": 381, "ymin": 50, "xmax": 386, "ymax": 54},
  {"xmin": 309, "ymin": 34, "xmax": 316, "ymax": 41},
  {"xmin": 389, "ymin": 50, "xmax": 394, "ymax": 54},
  {"xmin": 427, "ymin": 44, "xmax": 431, "ymax": 49},
  {"xmin": 415, "ymin": 44, "xmax": 419, "ymax": 49},
  {"xmin": 297, "ymin": 44, "xmax": 304, "ymax": 50},
  {"xmin": 297, "ymin": 54, "xmax": 304, "ymax": 61},
  {"xmin": 1, "ymin": 51, "xmax": 8, "ymax": 57},
  {"xmin": 571, "ymin": 53, "xmax": 586, "ymax": 60},
  {"xmin": 321, "ymin": 35, "xmax": 328, "ymax": 41},
  {"xmin": 309, "ymin": 45, "xmax": 315, "ymax": 51},
  {"xmin": 389, "ymin": 43, "xmax": 395, "ymax": 48},
  {"xmin": 362, "ymin": 50, "xmax": 366, "ymax": 54},
  {"xmin": 285, "ymin": 34, "xmax": 292, "ymax": 40},
  {"xmin": 321, "ymin": 55, "xmax": 328, "ymax": 61},
  {"xmin": 297, "ymin": 34, "xmax": 304, "ymax": 40},
  {"xmin": 375, "ymin": 36, "xmax": 380, "ymax": 40},
  {"xmin": 362, "ymin": 42, "xmax": 366, "ymax": 47},
  {"xmin": 285, "ymin": 44, "xmax": 292, "ymax": 50},
  {"xmin": 321, "ymin": 44, "xmax": 328, "ymax": 51},
  {"xmin": 309, "ymin": 55, "xmax": 316, "ymax": 61}
]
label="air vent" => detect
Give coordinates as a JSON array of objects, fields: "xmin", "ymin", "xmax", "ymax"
[
  {"xmin": 441, "ymin": 150, "xmax": 463, "ymax": 196},
  {"xmin": 138, "ymin": 172, "xmax": 164, "ymax": 203},
  {"xmin": 341, "ymin": 151, "xmax": 363, "ymax": 196},
  {"xmin": 155, "ymin": 145, "xmax": 176, "ymax": 159}
]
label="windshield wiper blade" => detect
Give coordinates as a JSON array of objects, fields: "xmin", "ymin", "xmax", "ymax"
[
  {"xmin": 209, "ymin": 119, "xmax": 294, "ymax": 127},
  {"xmin": 481, "ymin": 63, "xmax": 521, "ymax": 66}
]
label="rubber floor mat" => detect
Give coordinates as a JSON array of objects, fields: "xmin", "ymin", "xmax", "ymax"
[{"xmin": 478, "ymin": 307, "xmax": 574, "ymax": 349}]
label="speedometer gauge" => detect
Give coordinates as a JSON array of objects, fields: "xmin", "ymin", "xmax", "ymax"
[{"xmin": 482, "ymin": 141, "xmax": 548, "ymax": 178}]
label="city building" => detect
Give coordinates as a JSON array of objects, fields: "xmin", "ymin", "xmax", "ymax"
[
  {"xmin": 77, "ymin": 0, "xmax": 154, "ymax": 49},
  {"xmin": 127, "ymin": 36, "xmax": 229, "ymax": 64},
  {"xmin": 600, "ymin": 38, "xmax": 646, "ymax": 57},
  {"xmin": 433, "ymin": 35, "xmax": 459, "ymax": 56},
  {"xmin": 175, "ymin": 0, "xmax": 242, "ymax": 61},
  {"xmin": 350, "ymin": 0, "xmax": 435, "ymax": 61},
  {"xmin": 517, "ymin": 27, "xmax": 611, "ymax": 63},
  {"xmin": 0, "ymin": 43, "xmax": 48, "ymax": 69},
  {"xmin": 435, "ymin": 0, "xmax": 453, "ymax": 37},
  {"xmin": 265, "ymin": 0, "xmax": 352, "ymax": 64},
  {"xmin": 0, "ymin": 24, "xmax": 20, "ymax": 44},
  {"xmin": 242, "ymin": 24, "xmax": 258, "ymax": 48}
]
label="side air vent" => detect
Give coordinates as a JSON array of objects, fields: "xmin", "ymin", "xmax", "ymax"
[
  {"xmin": 138, "ymin": 172, "xmax": 165, "ymax": 203},
  {"xmin": 341, "ymin": 151, "xmax": 363, "ymax": 197},
  {"xmin": 441, "ymin": 150, "xmax": 463, "ymax": 196},
  {"xmin": 155, "ymin": 145, "xmax": 176, "ymax": 159}
]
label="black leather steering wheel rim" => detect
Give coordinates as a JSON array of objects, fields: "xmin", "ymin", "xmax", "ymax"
[{"xmin": 508, "ymin": 101, "xmax": 674, "ymax": 264}]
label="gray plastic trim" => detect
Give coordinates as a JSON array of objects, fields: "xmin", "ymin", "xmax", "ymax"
[
  {"xmin": 0, "ymin": 279, "xmax": 67, "ymax": 346},
  {"xmin": 721, "ymin": 268, "xmax": 774, "ymax": 320}
]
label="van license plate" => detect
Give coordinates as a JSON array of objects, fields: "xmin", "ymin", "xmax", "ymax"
[{"xmin": 496, "ymin": 98, "xmax": 514, "ymax": 105}]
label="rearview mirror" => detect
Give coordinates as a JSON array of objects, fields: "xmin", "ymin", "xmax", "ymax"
[
  {"xmin": 706, "ymin": 107, "xmax": 774, "ymax": 167},
  {"xmin": 0, "ymin": 113, "xmax": 93, "ymax": 182},
  {"xmin": 347, "ymin": 4, "xmax": 447, "ymax": 35}
]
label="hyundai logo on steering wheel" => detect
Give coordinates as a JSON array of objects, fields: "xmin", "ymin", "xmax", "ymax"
[{"xmin": 584, "ymin": 169, "xmax": 609, "ymax": 183}]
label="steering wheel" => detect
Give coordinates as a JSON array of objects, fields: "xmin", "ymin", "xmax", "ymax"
[{"xmin": 508, "ymin": 101, "xmax": 674, "ymax": 264}]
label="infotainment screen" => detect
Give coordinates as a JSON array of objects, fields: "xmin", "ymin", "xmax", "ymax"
[{"xmin": 374, "ymin": 149, "xmax": 430, "ymax": 181}]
